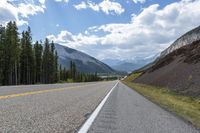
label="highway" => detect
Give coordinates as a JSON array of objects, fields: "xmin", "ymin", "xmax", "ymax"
[
  {"xmin": 88, "ymin": 82, "xmax": 199, "ymax": 133},
  {"xmin": 0, "ymin": 81, "xmax": 199, "ymax": 133},
  {"xmin": 0, "ymin": 81, "xmax": 116, "ymax": 132}
]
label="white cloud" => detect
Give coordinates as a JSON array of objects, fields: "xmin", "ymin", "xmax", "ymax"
[
  {"xmin": 18, "ymin": 3, "xmax": 45, "ymax": 18},
  {"xmin": 74, "ymin": 1, "xmax": 87, "ymax": 10},
  {"xmin": 47, "ymin": 31, "xmax": 75, "ymax": 43},
  {"xmin": 88, "ymin": 1, "xmax": 100, "ymax": 11},
  {"xmin": 74, "ymin": 0, "xmax": 124, "ymax": 15},
  {"xmin": 47, "ymin": 30, "xmax": 101, "ymax": 47},
  {"xmin": 99, "ymin": 0, "xmax": 125, "ymax": 15},
  {"xmin": 132, "ymin": 0, "xmax": 146, "ymax": 4},
  {"xmin": 0, "ymin": 0, "xmax": 45, "ymax": 26},
  {"xmin": 55, "ymin": 0, "xmax": 69, "ymax": 3},
  {"xmin": 39, "ymin": 0, "xmax": 46, "ymax": 4},
  {"xmin": 48, "ymin": 0, "xmax": 200, "ymax": 60}
]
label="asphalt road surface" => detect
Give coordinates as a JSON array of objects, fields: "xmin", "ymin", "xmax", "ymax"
[
  {"xmin": 88, "ymin": 82, "xmax": 199, "ymax": 133},
  {"xmin": 0, "ymin": 81, "xmax": 116, "ymax": 133},
  {"xmin": 0, "ymin": 81, "xmax": 199, "ymax": 133}
]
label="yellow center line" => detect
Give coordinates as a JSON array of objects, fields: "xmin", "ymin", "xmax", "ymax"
[{"xmin": 0, "ymin": 84, "xmax": 93, "ymax": 100}]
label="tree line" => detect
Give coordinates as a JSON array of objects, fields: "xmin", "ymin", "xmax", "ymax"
[
  {"xmin": 0, "ymin": 21, "xmax": 100, "ymax": 86},
  {"xmin": 60, "ymin": 61, "xmax": 100, "ymax": 82}
]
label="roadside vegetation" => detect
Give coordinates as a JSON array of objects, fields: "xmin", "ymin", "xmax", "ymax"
[
  {"xmin": 124, "ymin": 72, "xmax": 141, "ymax": 82},
  {"xmin": 0, "ymin": 21, "xmax": 100, "ymax": 86},
  {"xmin": 123, "ymin": 72, "xmax": 200, "ymax": 129}
]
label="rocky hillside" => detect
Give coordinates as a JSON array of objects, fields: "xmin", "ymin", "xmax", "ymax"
[
  {"xmin": 160, "ymin": 26, "xmax": 200, "ymax": 58},
  {"xmin": 55, "ymin": 43, "xmax": 116, "ymax": 73},
  {"xmin": 134, "ymin": 26, "xmax": 200, "ymax": 97}
]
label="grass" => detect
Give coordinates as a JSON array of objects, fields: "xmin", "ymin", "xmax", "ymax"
[
  {"xmin": 124, "ymin": 72, "xmax": 142, "ymax": 82},
  {"xmin": 123, "ymin": 73, "xmax": 200, "ymax": 129}
]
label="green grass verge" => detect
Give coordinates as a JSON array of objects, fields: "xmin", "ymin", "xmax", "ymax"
[
  {"xmin": 123, "ymin": 81, "xmax": 200, "ymax": 129},
  {"xmin": 124, "ymin": 72, "xmax": 142, "ymax": 82}
]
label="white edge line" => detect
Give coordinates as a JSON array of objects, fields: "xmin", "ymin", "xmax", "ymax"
[{"xmin": 78, "ymin": 81, "xmax": 119, "ymax": 133}]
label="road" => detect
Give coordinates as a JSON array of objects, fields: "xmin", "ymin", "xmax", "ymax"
[
  {"xmin": 88, "ymin": 82, "xmax": 199, "ymax": 133},
  {"xmin": 0, "ymin": 81, "xmax": 199, "ymax": 133},
  {"xmin": 0, "ymin": 81, "xmax": 116, "ymax": 132}
]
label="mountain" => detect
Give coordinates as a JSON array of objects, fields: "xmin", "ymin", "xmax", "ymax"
[
  {"xmin": 160, "ymin": 26, "xmax": 200, "ymax": 58},
  {"xmin": 54, "ymin": 43, "xmax": 115, "ymax": 73},
  {"xmin": 102, "ymin": 59, "xmax": 126, "ymax": 68},
  {"xmin": 112, "ymin": 62, "xmax": 148, "ymax": 73},
  {"xmin": 135, "ymin": 26, "xmax": 200, "ymax": 73},
  {"xmin": 134, "ymin": 26, "xmax": 200, "ymax": 97},
  {"xmin": 102, "ymin": 55, "xmax": 158, "ymax": 73}
]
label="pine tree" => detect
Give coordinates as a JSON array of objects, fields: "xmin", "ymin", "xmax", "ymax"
[
  {"xmin": 20, "ymin": 31, "xmax": 26, "ymax": 84},
  {"xmin": 69, "ymin": 61, "xmax": 73, "ymax": 79},
  {"xmin": 0, "ymin": 25, "xmax": 6, "ymax": 85},
  {"xmin": 0, "ymin": 21, "xmax": 20, "ymax": 85},
  {"xmin": 50, "ymin": 41, "xmax": 55, "ymax": 82},
  {"xmin": 34, "ymin": 41, "xmax": 43, "ymax": 83},
  {"xmin": 42, "ymin": 38, "xmax": 49, "ymax": 83},
  {"xmin": 3, "ymin": 22, "xmax": 12, "ymax": 85},
  {"xmin": 54, "ymin": 51, "xmax": 59, "ymax": 82},
  {"xmin": 72, "ymin": 62, "xmax": 76, "ymax": 80},
  {"xmin": 59, "ymin": 65, "xmax": 62, "ymax": 81},
  {"xmin": 20, "ymin": 27, "xmax": 35, "ymax": 84},
  {"xmin": 11, "ymin": 21, "xmax": 20, "ymax": 85},
  {"xmin": 68, "ymin": 61, "xmax": 77, "ymax": 81}
]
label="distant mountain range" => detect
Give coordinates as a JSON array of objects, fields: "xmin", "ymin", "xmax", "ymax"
[
  {"xmin": 134, "ymin": 25, "xmax": 200, "ymax": 96},
  {"xmin": 54, "ymin": 43, "xmax": 116, "ymax": 74},
  {"xmin": 102, "ymin": 55, "xmax": 158, "ymax": 73}
]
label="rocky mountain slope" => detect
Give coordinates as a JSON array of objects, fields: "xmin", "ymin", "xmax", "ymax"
[
  {"xmin": 160, "ymin": 26, "xmax": 200, "ymax": 58},
  {"xmin": 55, "ymin": 43, "xmax": 115, "ymax": 73},
  {"xmin": 134, "ymin": 27, "xmax": 200, "ymax": 97}
]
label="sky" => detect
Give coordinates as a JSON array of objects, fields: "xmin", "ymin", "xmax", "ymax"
[{"xmin": 1, "ymin": 0, "xmax": 200, "ymax": 62}]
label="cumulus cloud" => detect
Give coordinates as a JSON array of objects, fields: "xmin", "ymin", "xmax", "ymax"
[
  {"xmin": 48, "ymin": 0, "xmax": 200, "ymax": 60},
  {"xmin": 74, "ymin": 1, "xmax": 87, "ymax": 10},
  {"xmin": 0, "ymin": 0, "xmax": 45, "ymax": 26},
  {"xmin": 74, "ymin": 0, "xmax": 124, "ymax": 15},
  {"xmin": 47, "ymin": 31, "xmax": 74, "ymax": 43},
  {"xmin": 18, "ymin": 3, "xmax": 45, "ymax": 18}
]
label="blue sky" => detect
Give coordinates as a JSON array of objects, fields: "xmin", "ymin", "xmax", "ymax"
[
  {"xmin": 27, "ymin": 0, "xmax": 178, "ymax": 40},
  {"xmin": 1, "ymin": 0, "xmax": 200, "ymax": 62}
]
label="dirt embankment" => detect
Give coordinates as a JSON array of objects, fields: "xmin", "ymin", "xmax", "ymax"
[{"xmin": 134, "ymin": 40, "xmax": 200, "ymax": 97}]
